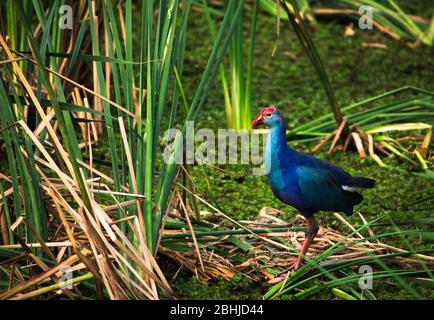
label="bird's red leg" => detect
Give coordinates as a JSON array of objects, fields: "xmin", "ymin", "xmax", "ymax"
[{"xmin": 275, "ymin": 217, "xmax": 319, "ymax": 272}]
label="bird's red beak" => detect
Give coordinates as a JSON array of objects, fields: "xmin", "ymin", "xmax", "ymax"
[{"xmin": 251, "ymin": 115, "xmax": 263, "ymax": 128}]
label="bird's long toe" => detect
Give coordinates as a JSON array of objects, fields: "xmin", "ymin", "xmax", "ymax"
[
  {"xmin": 271, "ymin": 259, "xmax": 301, "ymax": 270},
  {"xmin": 266, "ymin": 258, "xmax": 303, "ymax": 284},
  {"xmin": 277, "ymin": 259, "xmax": 303, "ymax": 275}
]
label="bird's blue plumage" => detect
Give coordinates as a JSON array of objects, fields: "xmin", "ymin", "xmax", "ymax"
[{"xmin": 263, "ymin": 111, "xmax": 375, "ymax": 217}]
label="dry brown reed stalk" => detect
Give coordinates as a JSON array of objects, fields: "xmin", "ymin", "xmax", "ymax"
[{"xmin": 0, "ymin": 38, "xmax": 172, "ymax": 300}]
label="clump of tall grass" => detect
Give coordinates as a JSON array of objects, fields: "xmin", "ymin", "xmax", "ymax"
[
  {"xmin": 202, "ymin": 0, "xmax": 259, "ymax": 130},
  {"xmin": 0, "ymin": 0, "xmax": 246, "ymax": 299}
]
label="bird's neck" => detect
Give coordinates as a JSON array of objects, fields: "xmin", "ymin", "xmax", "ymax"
[
  {"xmin": 265, "ymin": 124, "xmax": 294, "ymax": 171},
  {"xmin": 268, "ymin": 124, "xmax": 288, "ymax": 148}
]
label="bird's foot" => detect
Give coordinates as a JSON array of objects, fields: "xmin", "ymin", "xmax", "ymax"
[
  {"xmin": 267, "ymin": 258, "xmax": 303, "ymax": 284},
  {"xmin": 272, "ymin": 258, "xmax": 303, "ymax": 271},
  {"xmin": 277, "ymin": 258, "xmax": 303, "ymax": 275}
]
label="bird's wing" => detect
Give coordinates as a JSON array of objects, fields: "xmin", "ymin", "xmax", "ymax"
[{"xmin": 295, "ymin": 165, "xmax": 348, "ymax": 211}]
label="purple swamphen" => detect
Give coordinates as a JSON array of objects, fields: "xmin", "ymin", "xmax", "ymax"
[{"xmin": 252, "ymin": 106, "xmax": 375, "ymax": 272}]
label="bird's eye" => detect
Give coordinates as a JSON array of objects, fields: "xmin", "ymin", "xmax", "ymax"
[{"xmin": 266, "ymin": 113, "xmax": 272, "ymax": 117}]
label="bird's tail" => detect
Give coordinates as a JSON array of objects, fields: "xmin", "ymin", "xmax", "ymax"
[{"xmin": 345, "ymin": 177, "xmax": 376, "ymax": 189}]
